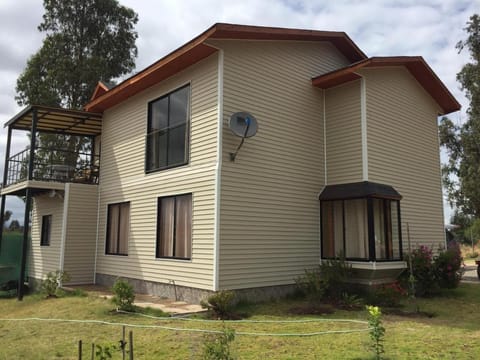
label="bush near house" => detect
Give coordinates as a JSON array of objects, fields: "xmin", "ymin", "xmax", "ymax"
[{"xmin": 400, "ymin": 242, "xmax": 464, "ymax": 297}]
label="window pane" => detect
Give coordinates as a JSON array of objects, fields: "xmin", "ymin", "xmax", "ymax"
[
  {"xmin": 321, "ymin": 201, "xmax": 344, "ymax": 258},
  {"xmin": 373, "ymin": 199, "xmax": 387, "ymax": 259},
  {"xmin": 118, "ymin": 203, "xmax": 130, "ymax": 255},
  {"xmin": 41, "ymin": 215, "xmax": 51, "ymax": 246},
  {"xmin": 167, "ymin": 125, "xmax": 186, "ymax": 166},
  {"xmin": 158, "ymin": 197, "xmax": 175, "ymax": 257},
  {"xmin": 150, "ymin": 97, "xmax": 168, "ymax": 131},
  {"xmin": 169, "ymin": 86, "xmax": 189, "ymax": 127},
  {"xmin": 391, "ymin": 202, "xmax": 401, "ymax": 259},
  {"xmin": 107, "ymin": 205, "xmax": 120, "ymax": 254},
  {"xmin": 344, "ymin": 199, "xmax": 368, "ymax": 259},
  {"xmin": 106, "ymin": 203, "xmax": 129, "ymax": 255},
  {"xmin": 175, "ymin": 194, "xmax": 192, "ymax": 258}
]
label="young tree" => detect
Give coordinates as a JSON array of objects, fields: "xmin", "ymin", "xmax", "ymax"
[
  {"xmin": 16, "ymin": 0, "xmax": 138, "ymax": 109},
  {"xmin": 2, "ymin": 210, "xmax": 12, "ymax": 228},
  {"xmin": 440, "ymin": 14, "xmax": 480, "ymax": 218},
  {"xmin": 15, "ymin": 0, "xmax": 138, "ymax": 169}
]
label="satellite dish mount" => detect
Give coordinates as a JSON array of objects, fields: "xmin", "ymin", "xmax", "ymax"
[{"xmin": 228, "ymin": 112, "xmax": 258, "ymax": 161}]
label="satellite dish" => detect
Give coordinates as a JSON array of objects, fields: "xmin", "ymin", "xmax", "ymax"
[
  {"xmin": 229, "ymin": 112, "xmax": 258, "ymax": 138},
  {"xmin": 228, "ymin": 112, "xmax": 258, "ymax": 161}
]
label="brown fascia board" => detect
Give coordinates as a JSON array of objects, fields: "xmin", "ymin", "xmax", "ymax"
[
  {"xmin": 312, "ymin": 56, "xmax": 461, "ymax": 115},
  {"xmin": 84, "ymin": 23, "xmax": 367, "ymax": 113}
]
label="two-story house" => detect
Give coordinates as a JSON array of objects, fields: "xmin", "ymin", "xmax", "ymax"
[{"xmin": 0, "ymin": 23, "xmax": 460, "ymax": 302}]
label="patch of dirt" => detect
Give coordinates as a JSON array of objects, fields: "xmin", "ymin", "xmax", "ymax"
[
  {"xmin": 384, "ymin": 308, "xmax": 436, "ymax": 318},
  {"xmin": 288, "ymin": 304, "xmax": 335, "ymax": 315}
]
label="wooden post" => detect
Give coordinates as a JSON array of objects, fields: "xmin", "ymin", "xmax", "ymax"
[
  {"xmin": 122, "ymin": 325, "xmax": 126, "ymax": 360},
  {"xmin": 78, "ymin": 340, "xmax": 82, "ymax": 360},
  {"xmin": 91, "ymin": 343, "xmax": 94, "ymax": 360},
  {"xmin": 129, "ymin": 331, "xmax": 134, "ymax": 360}
]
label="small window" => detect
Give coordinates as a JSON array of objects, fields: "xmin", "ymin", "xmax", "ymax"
[
  {"xmin": 157, "ymin": 194, "xmax": 192, "ymax": 260},
  {"xmin": 106, "ymin": 202, "xmax": 130, "ymax": 256},
  {"xmin": 40, "ymin": 215, "xmax": 52, "ymax": 246},
  {"xmin": 146, "ymin": 85, "xmax": 190, "ymax": 172}
]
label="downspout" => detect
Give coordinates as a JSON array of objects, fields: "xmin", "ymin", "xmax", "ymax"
[
  {"xmin": 213, "ymin": 49, "xmax": 224, "ymax": 291},
  {"xmin": 321, "ymin": 89, "xmax": 327, "ymax": 262},
  {"xmin": 59, "ymin": 184, "xmax": 70, "ymax": 274}
]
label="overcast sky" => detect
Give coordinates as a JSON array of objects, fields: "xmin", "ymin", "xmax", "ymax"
[{"xmin": 0, "ymin": 0, "xmax": 478, "ymax": 222}]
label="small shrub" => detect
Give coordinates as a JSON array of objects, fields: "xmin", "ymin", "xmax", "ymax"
[
  {"xmin": 400, "ymin": 246, "xmax": 438, "ymax": 297},
  {"xmin": 41, "ymin": 270, "xmax": 70, "ymax": 297},
  {"xmin": 366, "ymin": 305, "xmax": 385, "ymax": 360},
  {"xmin": 295, "ymin": 268, "xmax": 326, "ymax": 302},
  {"xmin": 95, "ymin": 343, "xmax": 116, "ymax": 360},
  {"xmin": 368, "ymin": 282, "xmax": 407, "ymax": 308},
  {"xmin": 295, "ymin": 254, "xmax": 353, "ymax": 302},
  {"xmin": 111, "ymin": 278, "xmax": 135, "ymax": 311},
  {"xmin": 339, "ymin": 292, "xmax": 363, "ymax": 310},
  {"xmin": 434, "ymin": 241, "xmax": 463, "ymax": 289},
  {"xmin": 202, "ymin": 326, "xmax": 236, "ymax": 360},
  {"xmin": 201, "ymin": 291, "xmax": 235, "ymax": 320}
]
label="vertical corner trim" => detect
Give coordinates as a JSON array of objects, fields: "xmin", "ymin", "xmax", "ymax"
[
  {"xmin": 323, "ymin": 89, "xmax": 327, "ymax": 186},
  {"xmin": 360, "ymin": 76, "xmax": 368, "ymax": 181},
  {"xmin": 213, "ymin": 49, "xmax": 224, "ymax": 292}
]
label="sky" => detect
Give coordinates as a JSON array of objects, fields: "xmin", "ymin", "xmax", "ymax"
[{"xmin": 0, "ymin": 0, "xmax": 478, "ymax": 223}]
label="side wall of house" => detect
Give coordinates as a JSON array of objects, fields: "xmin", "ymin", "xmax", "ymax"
[
  {"xmin": 29, "ymin": 194, "xmax": 64, "ymax": 281},
  {"xmin": 95, "ymin": 53, "xmax": 219, "ymax": 291},
  {"xmin": 363, "ymin": 67, "xmax": 445, "ymax": 250},
  {"xmin": 215, "ymin": 40, "xmax": 350, "ymax": 290},
  {"xmin": 325, "ymin": 80, "xmax": 363, "ymax": 184},
  {"xmin": 63, "ymin": 183, "xmax": 98, "ymax": 284}
]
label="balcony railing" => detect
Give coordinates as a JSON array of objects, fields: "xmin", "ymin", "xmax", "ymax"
[{"xmin": 4, "ymin": 147, "xmax": 99, "ymax": 187}]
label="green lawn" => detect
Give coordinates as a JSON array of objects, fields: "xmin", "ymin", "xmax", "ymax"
[{"xmin": 0, "ymin": 284, "xmax": 479, "ymax": 359}]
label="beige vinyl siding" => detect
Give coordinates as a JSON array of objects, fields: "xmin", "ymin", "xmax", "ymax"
[
  {"xmin": 63, "ymin": 183, "xmax": 98, "ymax": 284},
  {"xmin": 325, "ymin": 80, "xmax": 363, "ymax": 184},
  {"xmin": 363, "ymin": 67, "xmax": 445, "ymax": 250},
  {"xmin": 216, "ymin": 40, "xmax": 350, "ymax": 289},
  {"xmin": 95, "ymin": 53, "xmax": 218, "ymax": 290},
  {"xmin": 29, "ymin": 194, "xmax": 64, "ymax": 280}
]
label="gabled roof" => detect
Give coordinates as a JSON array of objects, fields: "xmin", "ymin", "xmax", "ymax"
[
  {"xmin": 84, "ymin": 23, "xmax": 367, "ymax": 113},
  {"xmin": 312, "ymin": 56, "xmax": 461, "ymax": 115}
]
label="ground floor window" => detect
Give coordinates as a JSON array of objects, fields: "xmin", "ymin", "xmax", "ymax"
[
  {"xmin": 106, "ymin": 202, "xmax": 130, "ymax": 256},
  {"xmin": 157, "ymin": 193, "xmax": 192, "ymax": 260},
  {"xmin": 320, "ymin": 182, "xmax": 402, "ymax": 261},
  {"xmin": 40, "ymin": 215, "xmax": 52, "ymax": 246}
]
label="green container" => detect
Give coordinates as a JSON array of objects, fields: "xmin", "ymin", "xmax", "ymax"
[{"xmin": 0, "ymin": 232, "xmax": 24, "ymax": 287}]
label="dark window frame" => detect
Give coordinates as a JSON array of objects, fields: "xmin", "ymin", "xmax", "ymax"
[
  {"xmin": 156, "ymin": 193, "xmax": 192, "ymax": 260},
  {"xmin": 40, "ymin": 214, "xmax": 52, "ymax": 246},
  {"xmin": 320, "ymin": 197, "xmax": 403, "ymax": 262},
  {"xmin": 146, "ymin": 84, "xmax": 191, "ymax": 173},
  {"xmin": 105, "ymin": 201, "xmax": 130, "ymax": 256}
]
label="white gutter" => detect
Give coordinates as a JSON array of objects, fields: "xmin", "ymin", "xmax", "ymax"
[{"xmin": 213, "ymin": 49, "xmax": 224, "ymax": 291}]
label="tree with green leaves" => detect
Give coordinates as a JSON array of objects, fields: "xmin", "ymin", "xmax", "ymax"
[
  {"xmin": 15, "ymin": 0, "xmax": 138, "ymax": 171},
  {"xmin": 2, "ymin": 210, "xmax": 12, "ymax": 228},
  {"xmin": 439, "ymin": 14, "xmax": 480, "ymax": 218},
  {"xmin": 16, "ymin": 0, "xmax": 138, "ymax": 109}
]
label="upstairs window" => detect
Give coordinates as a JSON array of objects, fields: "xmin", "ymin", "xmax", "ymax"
[
  {"xmin": 40, "ymin": 215, "xmax": 52, "ymax": 246},
  {"xmin": 320, "ymin": 182, "xmax": 403, "ymax": 262},
  {"xmin": 146, "ymin": 85, "xmax": 190, "ymax": 172}
]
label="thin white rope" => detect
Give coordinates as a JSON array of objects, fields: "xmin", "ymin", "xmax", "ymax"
[{"xmin": 0, "ymin": 317, "xmax": 372, "ymax": 337}]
